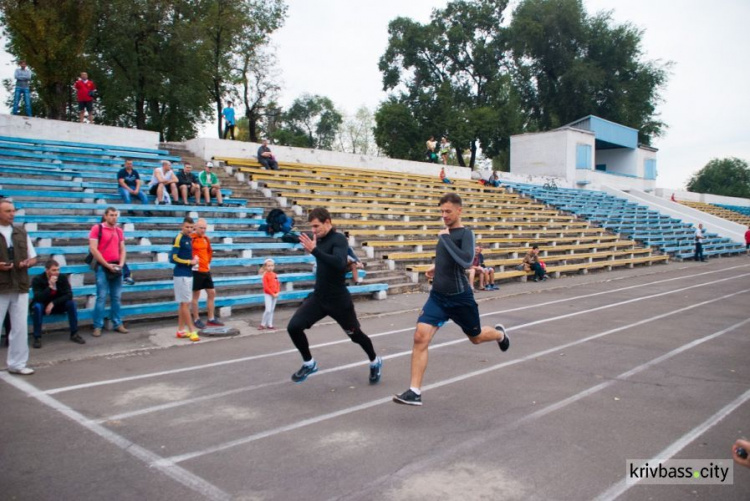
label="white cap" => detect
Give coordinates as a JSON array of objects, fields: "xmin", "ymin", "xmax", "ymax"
[{"xmin": 205, "ymin": 161, "xmax": 214, "ymax": 168}]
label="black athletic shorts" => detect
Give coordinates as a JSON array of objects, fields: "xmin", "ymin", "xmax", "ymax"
[
  {"xmin": 148, "ymin": 184, "xmax": 160, "ymax": 195},
  {"xmin": 192, "ymin": 271, "xmax": 214, "ymax": 291},
  {"xmin": 290, "ymin": 292, "xmax": 360, "ymax": 334},
  {"xmin": 417, "ymin": 289, "xmax": 482, "ymax": 337},
  {"xmin": 78, "ymin": 101, "xmax": 93, "ymax": 112}
]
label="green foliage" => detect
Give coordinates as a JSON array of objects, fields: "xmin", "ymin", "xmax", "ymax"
[
  {"xmin": 273, "ymin": 94, "xmax": 343, "ymax": 150},
  {"xmin": 509, "ymin": 0, "xmax": 670, "ymax": 144},
  {"xmin": 0, "ymin": 0, "xmax": 95, "ymax": 119},
  {"xmin": 376, "ymin": 0, "xmax": 670, "ymax": 164},
  {"xmin": 686, "ymin": 158, "xmax": 750, "ymax": 198},
  {"xmin": 376, "ymin": 0, "xmax": 517, "ymax": 168},
  {"xmin": 373, "ymin": 98, "xmax": 423, "ymax": 161},
  {"xmin": 0, "ymin": 0, "xmax": 287, "ymax": 141}
]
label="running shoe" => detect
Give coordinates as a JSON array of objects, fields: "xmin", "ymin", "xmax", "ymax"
[
  {"xmin": 291, "ymin": 361, "xmax": 318, "ymax": 383},
  {"xmin": 393, "ymin": 389, "xmax": 422, "ymax": 406},
  {"xmin": 123, "ymin": 277, "xmax": 135, "ymax": 286},
  {"xmin": 194, "ymin": 319, "xmax": 207, "ymax": 329},
  {"xmin": 496, "ymin": 324, "xmax": 510, "ymax": 352},
  {"xmin": 188, "ymin": 331, "xmax": 200, "ymax": 342},
  {"xmin": 207, "ymin": 318, "xmax": 225, "ymax": 327},
  {"xmin": 369, "ymin": 356, "xmax": 383, "ymax": 384}
]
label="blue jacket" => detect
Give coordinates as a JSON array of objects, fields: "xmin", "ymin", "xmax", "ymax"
[{"xmin": 170, "ymin": 232, "xmax": 193, "ymax": 277}]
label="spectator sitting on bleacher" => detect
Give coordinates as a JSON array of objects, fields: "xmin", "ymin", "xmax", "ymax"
[
  {"xmin": 439, "ymin": 167, "xmax": 452, "ymax": 184},
  {"xmin": 347, "ymin": 247, "xmax": 364, "ymax": 284},
  {"xmin": 117, "ymin": 159, "xmax": 152, "ymax": 215},
  {"xmin": 468, "ymin": 245, "xmax": 496, "ymax": 291},
  {"xmin": 486, "ymin": 171, "xmax": 501, "ymax": 188},
  {"xmin": 148, "ymin": 160, "xmax": 180, "ymax": 205},
  {"xmin": 257, "ymin": 139, "xmax": 279, "ymax": 170},
  {"xmin": 198, "ymin": 162, "xmax": 224, "ymax": 206},
  {"xmin": 176, "ymin": 162, "xmax": 202, "ymax": 205},
  {"xmin": 523, "ymin": 245, "xmax": 548, "ymax": 282},
  {"xmin": 30, "ymin": 259, "xmax": 84, "ymax": 348}
]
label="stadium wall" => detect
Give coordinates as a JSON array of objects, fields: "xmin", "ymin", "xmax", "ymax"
[
  {"xmin": 0, "ymin": 114, "xmax": 159, "ymax": 149},
  {"xmin": 183, "ymin": 138, "xmax": 472, "ymax": 180},
  {"xmin": 654, "ymin": 188, "xmax": 750, "ymax": 208}
]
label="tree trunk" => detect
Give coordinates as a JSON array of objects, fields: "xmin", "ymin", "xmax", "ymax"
[
  {"xmin": 469, "ymin": 140, "xmax": 477, "ymax": 169},
  {"xmin": 455, "ymin": 146, "xmax": 465, "ymax": 167}
]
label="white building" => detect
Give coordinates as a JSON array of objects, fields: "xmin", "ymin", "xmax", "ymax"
[{"xmin": 510, "ymin": 115, "xmax": 658, "ymax": 192}]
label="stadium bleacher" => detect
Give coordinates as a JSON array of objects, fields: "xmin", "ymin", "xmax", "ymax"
[
  {"xmin": 216, "ymin": 156, "xmax": 670, "ymax": 283},
  {"xmin": 504, "ymin": 182, "xmax": 746, "ymax": 260},
  {"xmin": 679, "ymin": 200, "xmax": 750, "ymax": 227},
  {"xmin": 0, "ymin": 136, "xmax": 389, "ymax": 334}
]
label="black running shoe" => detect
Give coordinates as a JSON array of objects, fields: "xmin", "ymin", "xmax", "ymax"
[
  {"xmin": 291, "ymin": 361, "xmax": 318, "ymax": 383},
  {"xmin": 496, "ymin": 324, "xmax": 510, "ymax": 352},
  {"xmin": 393, "ymin": 389, "xmax": 422, "ymax": 406},
  {"xmin": 369, "ymin": 357, "xmax": 383, "ymax": 384}
]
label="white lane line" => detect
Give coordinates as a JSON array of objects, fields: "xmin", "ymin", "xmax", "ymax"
[
  {"xmin": 161, "ymin": 287, "xmax": 749, "ymax": 465},
  {"xmin": 45, "ymin": 267, "xmax": 750, "ymax": 396},
  {"xmin": 97, "ymin": 274, "xmax": 750, "ymax": 423},
  {"xmin": 0, "ymin": 372, "xmax": 232, "ymax": 501},
  {"xmin": 334, "ymin": 316, "xmax": 750, "ymax": 501},
  {"xmin": 594, "ymin": 387, "xmax": 750, "ymax": 501}
]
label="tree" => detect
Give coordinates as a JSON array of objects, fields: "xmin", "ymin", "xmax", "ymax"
[
  {"xmin": 373, "ymin": 98, "xmax": 423, "ymax": 161},
  {"xmin": 335, "ymin": 106, "xmax": 378, "ymax": 156},
  {"xmin": 273, "ymin": 94, "xmax": 343, "ymax": 150},
  {"xmin": 89, "ymin": 0, "xmax": 213, "ymax": 140},
  {"xmin": 376, "ymin": 0, "xmax": 521, "ymax": 168},
  {"xmin": 238, "ymin": 47, "xmax": 282, "ymax": 142},
  {"xmin": 0, "ymin": 0, "xmax": 95, "ymax": 119},
  {"xmin": 509, "ymin": 0, "xmax": 670, "ymax": 144},
  {"xmin": 203, "ymin": 0, "xmax": 286, "ymax": 138},
  {"xmin": 686, "ymin": 158, "xmax": 750, "ymax": 199}
]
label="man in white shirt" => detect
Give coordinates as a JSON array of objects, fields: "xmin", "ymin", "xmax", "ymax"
[
  {"xmin": 148, "ymin": 160, "xmax": 180, "ymax": 205},
  {"xmin": 0, "ymin": 199, "xmax": 37, "ymax": 374},
  {"xmin": 694, "ymin": 223, "xmax": 707, "ymax": 262}
]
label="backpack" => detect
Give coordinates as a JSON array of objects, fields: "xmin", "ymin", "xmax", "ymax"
[{"xmin": 265, "ymin": 208, "xmax": 294, "ymax": 235}]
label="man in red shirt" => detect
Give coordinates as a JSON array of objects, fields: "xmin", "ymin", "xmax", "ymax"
[
  {"xmin": 745, "ymin": 226, "xmax": 750, "ymax": 255},
  {"xmin": 74, "ymin": 72, "xmax": 96, "ymax": 123}
]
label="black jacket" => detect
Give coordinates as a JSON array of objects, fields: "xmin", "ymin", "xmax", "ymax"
[{"xmin": 31, "ymin": 273, "xmax": 73, "ymax": 307}]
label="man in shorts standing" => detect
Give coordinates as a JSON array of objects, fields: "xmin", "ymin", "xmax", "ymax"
[
  {"xmin": 74, "ymin": 72, "xmax": 96, "ymax": 123},
  {"xmin": 393, "ymin": 193, "xmax": 509, "ymax": 406},
  {"xmin": 171, "ymin": 217, "xmax": 200, "ymax": 341},
  {"xmin": 286, "ymin": 208, "xmax": 382, "ymax": 384},
  {"xmin": 190, "ymin": 218, "xmax": 224, "ymax": 329}
]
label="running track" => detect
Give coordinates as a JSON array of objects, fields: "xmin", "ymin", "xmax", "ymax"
[{"xmin": 2, "ymin": 262, "xmax": 749, "ymax": 500}]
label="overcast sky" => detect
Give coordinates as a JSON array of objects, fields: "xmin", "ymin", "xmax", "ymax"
[
  {"xmin": 2, "ymin": 0, "xmax": 748, "ymax": 191},
  {"xmin": 270, "ymin": 0, "xmax": 750, "ymax": 190}
]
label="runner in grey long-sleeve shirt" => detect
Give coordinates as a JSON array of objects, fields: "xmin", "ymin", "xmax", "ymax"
[{"xmin": 393, "ymin": 192, "xmax": 510, "ymax": 406}]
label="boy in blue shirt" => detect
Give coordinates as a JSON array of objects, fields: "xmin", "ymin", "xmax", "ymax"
[
  {"xmin": 222, "ymin": 102, "xmax": 236, "ymax": 140},
  {"xmin": 171, "ymin": 216, "xmax": 200, "ymax": 341}
]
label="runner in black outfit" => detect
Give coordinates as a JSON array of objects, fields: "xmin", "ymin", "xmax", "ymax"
[
  {"xmin": 287, "ymin": 208, "xmax": 383, "ymax": 383},
  {"xmin": 393, "ymin": 193, "xmax": 510, "ymax": 406}
]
